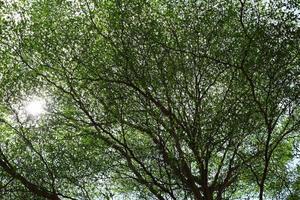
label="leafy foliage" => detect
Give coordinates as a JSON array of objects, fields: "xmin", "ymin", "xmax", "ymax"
[{"xmin": 0, "ymin": 0, "xmax": 299, "ymax": 199}]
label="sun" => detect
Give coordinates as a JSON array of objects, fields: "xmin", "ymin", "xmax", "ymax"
[{"xmin": 24, "ymin": 98, "xmax": 46, "ymax": 117}]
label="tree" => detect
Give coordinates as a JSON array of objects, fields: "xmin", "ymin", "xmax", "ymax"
[{"xmin": 0, "ymin": 0, "xmax": 299, "ymax": 199}]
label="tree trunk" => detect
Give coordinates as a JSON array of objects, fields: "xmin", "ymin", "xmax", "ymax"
[
  {"xmin": 216, "ymin": 190, "xmax": 223, "ymax": 200},
  {"xmin": 259, "ymin": 184, "xmax": 264, "ymax": 200},
  {"xmin": 203, "ymin": 188, "xmax": 214, "ymax": 200},
  {"xmin": 204, "ymin": 192, "xmax": 213, "ymax": 200}
]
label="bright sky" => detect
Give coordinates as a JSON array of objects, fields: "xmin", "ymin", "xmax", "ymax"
[{"xmin": 24, "ymin": 98, "xmax": 46, "ymax": 117}]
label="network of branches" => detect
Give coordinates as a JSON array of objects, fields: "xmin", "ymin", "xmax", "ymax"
[{"xmin": 0, "ymin": 0, "xmax": 300, "ymax": 199}]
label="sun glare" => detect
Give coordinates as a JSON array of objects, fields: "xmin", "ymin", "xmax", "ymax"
[{"xmin": 25, "ymin": 98, "xmax": 46, "ymax": 117}]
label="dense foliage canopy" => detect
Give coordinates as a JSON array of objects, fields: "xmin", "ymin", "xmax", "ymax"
[{"xmin": 0, "ymin": 0, "xmax": 300, "ymax": 199}]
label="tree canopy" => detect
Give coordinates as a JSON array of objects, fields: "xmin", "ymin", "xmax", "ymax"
[{"xmin": 0, "ymin": 0, "xmax": 300, "ymax": 199}]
